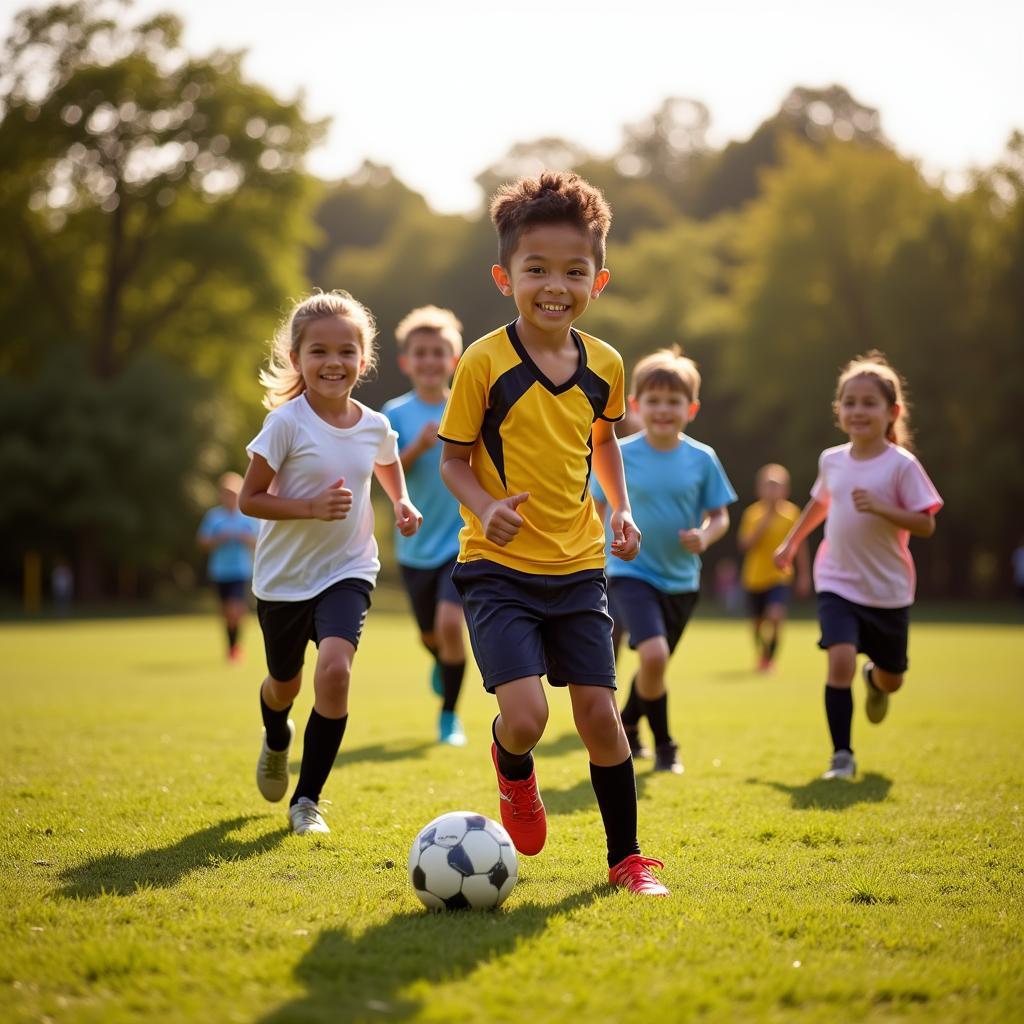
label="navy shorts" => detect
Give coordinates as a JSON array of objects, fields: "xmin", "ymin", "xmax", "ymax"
[
  {"xmin": 214, "ymin": 579, "xmax": 249, "ymax": 603},
  {"xmin": 451, "ymin": 560, "xmax": 616, "ymax": 692},
  {"xmin": 816, "ymin": 591, "xmax": 910, "ymax": 674},
  {"xmin": 256, "ymin": 578, "xmax": 373, "ymax": 682},
  {"xmin": 746, "ymin": 584, "xmax": 791, "ymax": 618},
  {"xmin": 608, "ymin": 577, "xmax": 699, "ymax": 654},
  {"xmin": 399, "ymin": 558, "xmax": 462, "ymax": 634}
]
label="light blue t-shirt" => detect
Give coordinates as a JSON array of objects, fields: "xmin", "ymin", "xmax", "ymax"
[
  {"xmin": 591, "ymin": 433, "xmax": 737, "ymax": 593},
  {"xmin": 198, "ymin": 506, "xmax": 259, "ymax": 583},
  {"xmin": 381, "ymin": 391, "xmax": 462, "ymax": 569}
]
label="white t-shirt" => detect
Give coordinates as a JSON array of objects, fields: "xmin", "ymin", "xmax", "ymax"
[
  {"xmin": 246, "ymin": 395, "xmax": 399, "ymax": 601},
  {"xmin": 811, "ymin": 442, "xmax": 943, "ymax": 608}
]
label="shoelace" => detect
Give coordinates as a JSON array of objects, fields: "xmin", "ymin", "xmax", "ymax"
[
  {"xmin": 264, "ymin": 748, "xmax": 288, "ymax": 778},
  {"xmin": 294, "ymin": 799, "xmax": 331, "ymax": 824},
  {"xmin": 614, "ymin": 855, "xmax": 665, "ymax": 881},
  {"xmin": 500, "ymin": 777, "xmax": 542, "ymax": 820}
]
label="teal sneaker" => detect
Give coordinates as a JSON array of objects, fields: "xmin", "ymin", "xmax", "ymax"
[
  {"xmin": 439, "ymin": 710, "xmax": 467, "ymax": 746},
  {"xmin": 430, "ymin": 662, "xmax": 444, "ymax": 696},
  {"xmin": 863, "ymin": 661, "xmax": 890, "ymax": 724}
]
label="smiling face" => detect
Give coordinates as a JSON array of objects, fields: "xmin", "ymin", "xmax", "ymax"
[
  {"xmin": 399, "ymin": 329, "xmax": 458, "ymax": 399},
  {"xmin": 836, "ymin": 374, "xmax": 898, "ymax": 446},
  {"xmin": 632, "ymin": 385, "xmax": 698, "ymax": 446},
  {"xmin": 491, "ymin": 222, "xmax": 610, "ymax": 346},
  {"xmin": 290, "ymin": 315, "xmax": 367, "ymax": 404}
]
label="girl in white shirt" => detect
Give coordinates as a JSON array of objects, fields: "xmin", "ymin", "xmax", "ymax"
[
  {"xmin": 775, "ymin": 352, "xmax": 941, "ymax": 781},
  {"xmin": 240, "ymin": 291, "xmax": 421, "ymax": 835}
]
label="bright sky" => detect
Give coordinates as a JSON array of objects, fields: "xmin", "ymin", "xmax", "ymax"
[{"xmin": 5, "ymin": 0, "xmax": 1023, "ymax": 212}]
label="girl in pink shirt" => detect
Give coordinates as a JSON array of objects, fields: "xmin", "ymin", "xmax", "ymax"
[{"xmin": 775, "ymin": 352, "xmax": 942, "ymax": 780}]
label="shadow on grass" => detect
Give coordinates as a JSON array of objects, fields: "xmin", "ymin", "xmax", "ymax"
[
  {"xmin": 290, "ymin": 739, "xmax": 436, "ymax": 774},
  {"xmin": 747, "ymin": 772, "xmax": 893, "ymax": 810},
  {"xmin": 56, "ymin": 815, "xmax": 285, "ymax": 898},
  {"xmin": 259, "ymin": 885, "xmax": 606, "ymax": 1023},
  {"xmin": 541, "ymin": 767, "xmax": 651, "ymax": 817}
]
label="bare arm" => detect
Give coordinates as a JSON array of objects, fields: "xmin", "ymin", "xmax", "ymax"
[
  {"xmin": 680, "ymin": 506, "xmax": 730, "ymax": 554},
  {"xmin": 851, "ymin": 490, "xmax": 937, "ymax": 537},
  {"xmin": 373, "ymin": 459, "xmax": 421, "ymax": 537},
  {"xmin": 737, "ymin": 504, "xmax": 776, "ymax": 552},
  {"xmin": 774, "ymin": 498, "xmax": 828, "ymax": 570},
  {"xmin": 399, "ymin": 422, "xmax": 440, "ymax": 472},
  {"xmin": 238, "ymin": 453, "xmax": 352, "ymax": 522},
  {"xmin": 440, "ymin": 443, "xmax": 528, "ymax": 547},
  {"xmin": 591, "ymin": 419, "xmax": 640, "ymax": 560}
]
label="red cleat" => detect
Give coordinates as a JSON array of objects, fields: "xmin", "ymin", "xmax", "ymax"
[
  {"xmin": 609, "ymin": 854, "xmax": 670, "ymax": 896},
  {"xmin": 490, "ymin": 742, "xmax": 546, "ymax": 856}
]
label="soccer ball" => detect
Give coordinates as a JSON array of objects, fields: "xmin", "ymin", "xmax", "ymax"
[{"xmin": 408, "ymin": 811, "xmax": 518, "ymax": 911}]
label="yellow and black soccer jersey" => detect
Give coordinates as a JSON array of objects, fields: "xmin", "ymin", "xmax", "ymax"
[{"xmin": 438, "ymin": 322, "xmax": 625, "ymax": 575}]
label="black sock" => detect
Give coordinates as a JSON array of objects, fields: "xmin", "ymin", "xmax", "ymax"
[
  {"xmin": 291, "ymin": 709, "xmax": 347, "ymax": 807},
  {"xmin": 492, "ymin": 717, "xmax": 534, "ymax": 781},
  {"xmin": 227, "ymin": 624, "xmax": 239, "ymax": 649},
  {"xmin": 260, "ymin": 689, "xmax": 293, "ymax": 751},
  {"xmin": 590, "ymin": 756, "xmax": 641, "ymax": 868},
  {"xmin": 440, "ymin": 661, "xmax": 465, "ymax": 713},
  {"xmin": 766, "ymin": 632, "xmax": 778, "ymax": 660},
  {"xmin": 824, "ymin": 685, "xmax": 853, "ymax": 753},
  {"xmin": 643, "ymin": 693, "xmax": 671, "ymax": 747},
  {"xmin": 620, "ymin": 676, "xmax": 643, "ymax": 728}
]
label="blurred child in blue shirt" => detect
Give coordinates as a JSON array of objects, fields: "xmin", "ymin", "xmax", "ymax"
[
  {"xmin": 197, "ymin": 471, "xmax": 260, "ymax": 662},
  {"xmin": 381, "ymin": 307, "xmax": 469, "ymax": 746},
  {"xmin": 592, "ymin": 348, "xmax": 736, "ymax": 773}
]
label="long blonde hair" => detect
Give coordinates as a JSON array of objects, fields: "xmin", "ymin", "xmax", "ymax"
[
  {"xmin": 834, "ymin": 350, "xmax": 912, "ymax": 449},
  {"xmin": 260, "ymin": 291, "xmax": 378, "ymax": 409}
]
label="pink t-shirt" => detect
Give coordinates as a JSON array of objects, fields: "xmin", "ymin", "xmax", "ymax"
[{"xmin": 811, "ymin": 443, "xmax": 942, "ymax": 608}]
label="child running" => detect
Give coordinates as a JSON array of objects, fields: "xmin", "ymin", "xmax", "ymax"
[
  {"xmin": 592, "ymin": 348, "xmax": 736, "ymax": 774},
  {"xmin": 737, "ymin": 464, "xmax": 810, "ymax": 673},
  {"xmin": 438, "ymin": 171, "xmax": 669, "ymax": 895},
  {"xmin": 239, "ymin": 291, "xmax": 421, "ymax": 834},
  {"xmin": 381, "ymin": 306, "xmax": 469, "ymax": 746},
  {"xmin": 196, "ymin": 471, "xmax": 260, "ymax": 662},
  {"xmin": 775, "ymin": 352, "xmax": 942, "ymax": 779}
]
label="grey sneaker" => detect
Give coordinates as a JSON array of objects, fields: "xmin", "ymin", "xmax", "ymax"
[
  {"xmin": 822, "ymin": 750, "xmax": 857, "ymax": 779},
  {"xmin": 863, "ymin": 661, "xmax": 889, "ymax": 724},
  {"xmin": 288, "ymin": 797, "xmax": 330, "ymax": 835},
  {"xmin": 653, "ymin": 741, "xmax": 684, "ymax": 775},
  {"xmin": 256, "ymin": 719, "xmax": 295, "ymax": 802}
]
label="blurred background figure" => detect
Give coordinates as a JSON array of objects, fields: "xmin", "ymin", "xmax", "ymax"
[
  {"xmin": 1013, "ymin": 540, "xmax": 1024, "ymax": 603},
  {"xmin": 51, "ymin": 560, "xmax": 74, "ymax": 615},
  {"xmin": 197, "ymin": 472, "xmax": 259, "ymax": 662},
  {"xmin": 737, "ymin": 464, "xmax": 810, "ymax": 672}
]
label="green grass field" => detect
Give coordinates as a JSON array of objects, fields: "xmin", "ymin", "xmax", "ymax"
[{"xmin": 3, "ymin": 608, "xmax": 1022, "ymax": 1023}]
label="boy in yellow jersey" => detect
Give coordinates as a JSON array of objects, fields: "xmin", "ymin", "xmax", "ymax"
[
  {"xmin": 439, "ymin": 172, "xmax": 668, "ymax": 896},
  {"xmin": 738, "ymin": 464, "xmax": 810, "ymax": 672}
]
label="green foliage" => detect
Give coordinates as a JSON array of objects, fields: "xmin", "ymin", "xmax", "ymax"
[
  {"xmin": 0, "ymin": 346, "xmax": 214, "ymax": 569},
  {"xmin": 1, "ymin": 0, "xmax": 325, "ymax": 593},
  {"xmin": 2, "ymin": 612, "xmax": 1022, "ymax": 1021}
]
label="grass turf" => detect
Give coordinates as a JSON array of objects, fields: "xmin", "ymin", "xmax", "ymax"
[{"xmin": 2, "ymin": 609, "xmax": 1022, "ymax": 1023}]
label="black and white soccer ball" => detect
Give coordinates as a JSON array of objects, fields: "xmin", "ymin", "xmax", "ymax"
[{"xmin": 408, "ymin": 811, "xmax": 518, "ymax": 911}]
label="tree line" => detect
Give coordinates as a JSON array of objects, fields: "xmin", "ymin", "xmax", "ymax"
[{"xmin": 2, "ymin": 1, "xmax": 1021, "ymax": 601}]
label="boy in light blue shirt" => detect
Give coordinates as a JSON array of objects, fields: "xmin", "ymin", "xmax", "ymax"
[
  {"xmin": 197, "ymin": 471, "xmax": 260, "ymax": 662},
  {"xmin": 593, "ymin": 348, "xmax": 736, "ymax": 773},
  {"xmin": 381, "ymin": 307, "xmax": 468, "ymax": 745}
]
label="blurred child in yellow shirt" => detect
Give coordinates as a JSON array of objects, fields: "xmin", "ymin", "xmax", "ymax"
[{"xmin": 737, "ymin": 464, "xmax": 809, "ymax": 672}]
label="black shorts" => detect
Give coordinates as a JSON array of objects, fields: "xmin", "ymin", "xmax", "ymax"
[
  {"xmin": 451, "ymin": 560, "xmax": 616, "ymax": 692},
  {"xmin": 816, "ymin": 591, "xmax": 910, "ymax": 674},
  {"xmin": 746, "ymin": 584, "xmax": 791, "ymax": 618},
  {"xmin": 214, "ymin": 579, "xmax": 249, "ymax": 603},
  {"xmin": 399, "ymin": 558, "xmax": 462, "ymax": 634},
  {"xmin": 256, "ymin": 578, "xmax": 373, "ymax": 682},
  {"xmin": 608, "ymin": 577, "xmax": 699, "ymax": 654}
]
